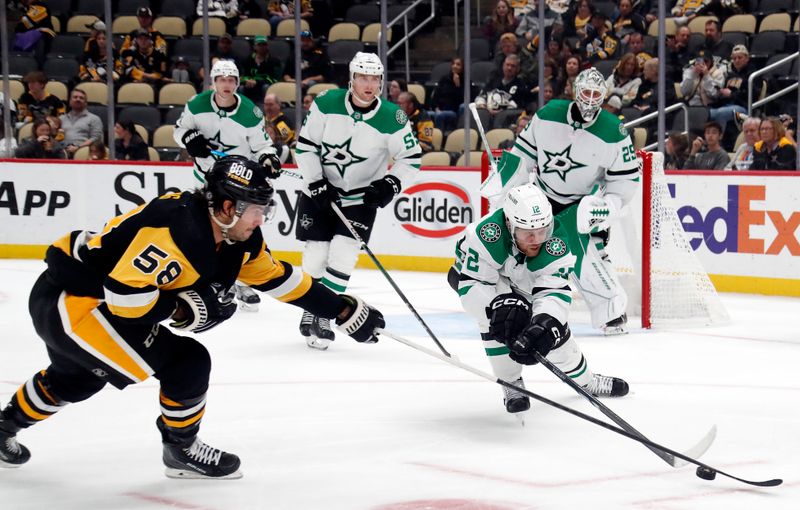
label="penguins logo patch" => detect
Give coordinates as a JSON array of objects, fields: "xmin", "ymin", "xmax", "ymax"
[
  {"xmin": 479, "ymin": 222, "xmax": 502, "ymax": 243},
  {"xmin": 396, "ymin": 110, "xmax": 408, "ymax": 125},
  {"xmin": 545, "ymin": 238, "xmax": 567, "ymax": 256}
]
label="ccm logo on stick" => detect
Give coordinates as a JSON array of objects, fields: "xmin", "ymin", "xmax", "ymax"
[{"xmin": 394, "ymin": 182, "xmax": 474, "ymax": 238}]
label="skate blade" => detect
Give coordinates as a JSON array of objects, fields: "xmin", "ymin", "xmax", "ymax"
[
  {"xmin": 603, "ymin": 326, "xmax": 628, "ymax": 336},
  {"xmin": 306, "ymin": 336, "xmax": 332, "ymax": 350},
  {"xmin": 512, "ymin": 412, "xmax": 527, "ymax": 427},
  {"xmin": 164, "ymin": 467, "xmax": 243, "ymax": 480},
  {"xmin": 237, "ymin": 302, "xmax": 259, "ymax": 312},
  {"xmin": 0, "ymin": 460, "xmax": 26, "ymax": 468}
]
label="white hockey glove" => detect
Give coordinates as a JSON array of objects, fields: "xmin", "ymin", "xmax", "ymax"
[
  {"xmin": 170, "ymin": 283, "xmax": 237, "ymax": 333},
  {"xmin": 577, "ymin": 193, "xmax": 619, "ymax": 234}
]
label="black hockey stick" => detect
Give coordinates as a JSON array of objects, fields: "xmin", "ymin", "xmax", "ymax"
[
  {"xmin": 377, "ymin": 328, "xmax": 782, "ymax": 488},
  {"xmin": 329, "ymin": 202, "xmax": 453, "ymax": 358},
  {"xmin": 532, "ymin": 351, "xmax": 714, "ymax": 469}
]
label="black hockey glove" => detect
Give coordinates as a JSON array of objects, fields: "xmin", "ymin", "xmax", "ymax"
[
  {"xmin": 308, "ymin": 178, "xmax": 337, "ymax": 210},
  {"xmin": 170, "ymin": 283, "xmax": 237, "ymax": 333},
  {"xmin": 181, "ymin": 129, "xmax": 212, "ymax": 159},
  {"xmin": 486, "ymin": 292, "xmax": 531, "ymax": 344},
  {"xmin": 363, "ymin": 174, "xmax": 401, "ymax": 208},
  {"xmin": 258, "ymin": 152, "xmax": 282, "ymax": 179},
  {"xmin": 508, "ymin": 313, "xmax": 565, "ymax": 365},
  {"xmin": 336, "ymin": 294, "xmax": 385, "ymax": 343}
]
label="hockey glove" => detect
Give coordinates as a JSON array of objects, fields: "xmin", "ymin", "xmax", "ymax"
[
  {"xmin": 308, "ymin": 178, "xmax": 338, "ymax": 210},
  {"xmin": 336, "ymin": 294, "xmax": 385, "ymax": 343},
  {"xmin": 363, "ymin": 174, "xmax": 401, "ymax": 208},
  {"xmin": 486, "ymin": 292, "xmax": 531, "ymax": 344},
  {"xmin": 170, "ymin": 283, "xmax": 237, "ymax": 333},
  {"xmin": 508, "ymin": 313, "xmax": 564, "ymax": 365},
  {"xmin": 181, "ymin": 130, "xmax": 212, "ymax": 159},
  {"xmin": 576, "ymin": 193, "xmax": 618, "ymax": 234},
  {"xmin": 258, "ymin": 152, "xmax": 282, "ymax": 179}
]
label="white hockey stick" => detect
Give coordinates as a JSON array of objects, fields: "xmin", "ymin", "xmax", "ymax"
[
  {"xmin": 469, "ymin": 103, "xmax": 503, "ymax": 198},
  {"xmin": 376, "ymin": 328, "xmax": 780, "ymax": 487}
]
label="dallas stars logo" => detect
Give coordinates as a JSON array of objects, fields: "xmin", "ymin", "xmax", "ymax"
[
  {"xmin": 542, "ymin": 146, "xmax": 586, "ymax": 181},
  {"xmin": 321, "ymin": 138, "xmax": 367, "ymax": 177},
  {"xmin": 208, "ymin": 131, "xmax": 237, "ymax": 159}
]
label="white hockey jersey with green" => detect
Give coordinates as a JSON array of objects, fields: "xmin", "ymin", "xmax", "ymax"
[
  {"xmin": 294, "ymin": 89, "xmax": 422, "ymax": 204},
  {"xmin": 173, "ymin": 90, "xmax": 275, "ymax": 182},
  {"xmin": 499, "ymin": 99, "xmax": 639, "ymax": 207},
  {"xmin": 454, "ymin": 207, "xmax": 585, "ymax": 334}
]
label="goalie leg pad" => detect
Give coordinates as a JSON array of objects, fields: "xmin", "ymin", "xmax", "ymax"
[{"xmin": 571, "ymin": 238, "xmax": 628, "ymax": 329}]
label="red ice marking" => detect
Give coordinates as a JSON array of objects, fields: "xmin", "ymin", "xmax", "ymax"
[
  {"xmin": 122, "ymin": 492, "xmax": 221, "ymax": 510},
  {"xmin": 371, "ymin": 499, "xmax": 518, "ymax": 510}
]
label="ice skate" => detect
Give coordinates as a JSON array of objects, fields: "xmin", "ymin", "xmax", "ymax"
[
  {"xmin": 585, "ymin": 373, "xmax": 629, "ymax": 397},
  {"xmin": 235, "ymin": 284, "xmax": 260, "ymax": 312},
  {"xmin": 603, "ymin": 313, "xmax": 628, "ymax": 336},
  {"xmin": 0, "ymin": 412, "xmax": 31, "ymax": 468},
  {"xmin": 306, "ymin": 316, "xmax": 335, "ymax": 350},
  {"xmin": 299, "ymin": 310, "xmax": 315, "ymax": 337},
  {"xmin": 503, "ymin": 378, "xmax": 531, "ymax": 413},
  {"xmin": 157, "ymin": 418, "xmax": 241, "ymax": 479}
]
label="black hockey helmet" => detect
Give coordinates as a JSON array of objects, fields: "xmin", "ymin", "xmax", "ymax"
[{"xmin": 204, "ymin": 155, "xmax": 275, "ymax": 211}]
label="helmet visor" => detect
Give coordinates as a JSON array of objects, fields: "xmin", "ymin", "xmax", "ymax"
[{"xmin": 236, "ymin": 200, "xmax": 277, "ymax": 223}]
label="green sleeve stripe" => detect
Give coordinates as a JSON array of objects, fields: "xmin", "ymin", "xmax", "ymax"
[
  {"xmin": 485, "ymin": 346, "xmax": 511, "ymax": 356},
  {"xmin": 457, "ymin": 285, "xmax": 474, "ymax": 296},
  {"xmin": 514, "ymin": 142, "xmax": 537, "ymax": 160},
  {"xmin": 543, "ymin": 292, "xmax": 572, "ymax": 304},
  {"xmin": 295, "ymin": 148, "xmax": 318, "ymax": 155}
]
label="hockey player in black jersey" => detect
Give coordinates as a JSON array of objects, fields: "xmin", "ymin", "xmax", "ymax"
[{"xmin": 0, "ymin": 156, "xmax": 384, "ymax": 479}]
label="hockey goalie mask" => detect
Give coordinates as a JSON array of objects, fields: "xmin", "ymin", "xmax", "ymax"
[
  {"xmin": 210, "ymin": 60, "xmax": 240, "ymax": 89},
  {"xmin": 574, "ymin": 68, "xmax": 608, "ymax": 122},
  {"xmin": 503, "ymin": 184, "xmax": 554, "ymax": 257},
  {"xmin": 349, "ymin": 52, "xmax": 384, "ymax": 104}
]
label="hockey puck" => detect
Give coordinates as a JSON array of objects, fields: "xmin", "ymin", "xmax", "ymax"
[{"xmin": 696, "ymin": 466, "xmax": 717, "ymax": 480}]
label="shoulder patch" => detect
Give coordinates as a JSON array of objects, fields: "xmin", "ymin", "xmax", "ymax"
[
  {"xmin": 479, "ymin": 222, "xmax": 502, "ymax": 243},
  {"xmin": 545, "ymin": 237, "xmax": 567, "ymax": 257},
  {"xmin": 396, "ymin": 109, "xmax": 408, "ymax": 125},
  {"xmin": 318, "ymin": 89, "xmax": 329, "ymax": 98},
  {"xmin": 254, "ymin": 106, "xmax": 263, "ymax": 119},
  {"xmin": 618, "ymin": 123, "xmax": 627, "ymax": 136}
]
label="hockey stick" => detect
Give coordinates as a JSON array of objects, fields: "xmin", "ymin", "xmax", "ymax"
[
  {"xmin": 468, "ymin": 103, "xmax": 502, "ymax": 198},
  {"xmin": 532, "ymin": 351, "xmax": 715, "ymax": 468},
  {"xmin": 209, "ymin": 150, "xmax": 303, "ymax": 179},
  {"xmin": 376, "ymin": 328, "xmax": 782, "ymax": 488},
  {"xmin": 329, "ymin": 202, "xmax": 453, "ymax": 358}
]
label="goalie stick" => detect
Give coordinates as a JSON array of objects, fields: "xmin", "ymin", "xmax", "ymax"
[{"xmin": 377, "ymin": 328, "xmax": 782, "ymax": 488}]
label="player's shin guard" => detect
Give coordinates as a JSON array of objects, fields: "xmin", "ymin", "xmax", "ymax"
[
  {"xmin": 159, "ymin": 392, "xmax": 206, "ymax": 440},
  {"xmin": 320, "ymin": 234, "xmax": 360, "ymax": 293}
]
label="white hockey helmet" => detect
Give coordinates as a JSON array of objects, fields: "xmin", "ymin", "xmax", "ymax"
[
  {"xmin": 210, "ymin": 59, "xmax": 240, "ymax": 88},
  {"xmin": 573, "ymin": 67, "xmax": 608, "ymax": 121},
  {"xmin": 349, "ymin": 51, "xmax": 384, "ymax": 93},
  {"xmin": 503, "ymin": 184, "xmax": 554, "ymax": 242}
]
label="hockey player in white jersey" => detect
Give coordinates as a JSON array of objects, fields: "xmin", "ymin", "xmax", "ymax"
[
  {"xmin": 174, "ymin": 59, "xmax": 282, "ymax": 311},
  {"xmin": 450, "ymin": 184, "xmax": 629, "ymax": 414},
  {"xmin": 294, "ymin": 52, "xmax": 422, "ymax": 349},
  {"xmin": 490, "ymin": 67, "xmax": 640, "ymax": 335}
]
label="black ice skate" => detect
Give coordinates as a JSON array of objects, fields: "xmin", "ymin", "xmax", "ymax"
[
  {"xmin": 157, "ymin": 418, "xmax": 241, "ymax": 479},
  {"xmin": 502, "ymin": 378, "xmax": 531, "ymax": 413},
  {"xmin": 603, "ymin": 313, "xmax": 628, "ymax": 336},
  {"xmin": 303, "ymin": 314, "xmax": 335, "ymax": 350},
  {"xmin": 235, "ymin": 284, "xmax": 260, "ymax": 312},
  {"xmin": 299, "ymin": 310, "xmax": 315, "ymax": 337},
  {"xmin": 0, "ymin": 412, "xmax": 30, "ymax": 468},
  {"xmin": 585, "ymin": 374, "xmax": 629, "ymax": 397}
]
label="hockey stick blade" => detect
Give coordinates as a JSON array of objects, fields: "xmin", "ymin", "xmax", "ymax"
[{"xmin": 377, "ymin": 328, "xmax": 782, "ymax": 487}]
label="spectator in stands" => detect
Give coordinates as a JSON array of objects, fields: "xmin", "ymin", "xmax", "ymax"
[
  {"xmin": 46, "ymin": 115, "xmax": 65, "ymax": 143},
  {"xmin": 17, "ymin": 71, "xmax": 65, "ymax": 124},
  {"xmin": 267, "ymin": 0, "xmax": 313, "ymax": 34},
  {"xmin": 282, "ymin": 31, "xmax": 330, "ymax": 89},
  {"xmin": 213, "ymin": 34, "xmax": 241, "ymax": 67},
  {"xmin": 60, "ymin": 89, "xmax": 103, "ymax": 158},
  {"xmin": 493, "ymin": 32, "xmax": 522, "ymax": 76},
  {"xmin": 262, "ymin": 93, "xmax": 296, "ymax": 147},
  {"xmin": 13, "ymin": 0, "xmax": 55, "ymax": 53},
  {"xmin": 726, "ymin": 116, "xmax": 760, "ymax": 170},
  {"xmin": 581, "ymin": 12, "xmax": 620, "ymax": 63},
  {"xmin": 612, "ymin": 0, "xmax": 646, "ymax": 45},
  {"xmin": 624, "ymin": 31, "xmax": 653, "ymax": 69},
  {"xmin": 605, "ymin": 53, "xmax": 641, "ymax": 107},
  {"xmin": 633, "ymin": 58, "xmax": 677, "ymax": 115},
  {"xmin": 516, "ymin": 0, "xmax": 562, "ymax": 44},
  {"xmin": 664, "ymin": 131, "xmax": 690, "ymax": 169},
  {"xmin": 388, "ymin": 79, "xmax": 408, "ymax": 104},
  {"xmin": 710, "ymin": 44, "xmax": 756, "ymax": 146},
  {"xmin": 79, "ymin": 30, "xmax": 122, "ymax": 83},
  {"xmin": 122, "ymin": 29, "xmax": 169, "ymax": 85},
  {"xmin": 240, "ymin": 36, "xmax": 284, "ymax": 102},
  {"xmin": 302, "ymin": 93, "xmax": 316, "ymax": 113},
  {"xmin": 166, "ymin": 56, "xmax": 193, "ymax": 84},
  {"xmin": 265, "ymin": 120, "xmax": 291, "ymax": 164},
  {"xmin": 498, "ymin": 113, "xmax": 530, "ymax": 149},
  {"xmin": 670, "ymin": 0, "xmax": 710, "ymax": 25},
  {"xmin": 121, "ymin": 8, "xmax": 167, "ymax": 56},
  {"xmin": 561, "ymin": 54, "xmax": 582, "ymax": 91},
  {"xmin": 113, "ymin": 120, "xmax": 149, "ymax": 161},
  {"xmin": 83, "ymin": 20, "xmax": 106, "ymax": 51},
  {"xmin": 398, "ymin": 91, "xmax": 434, "ymax": 153},
  {"xmin": 666, "ymin": 25, "xmax": 692, "ymax": 81},
  {"xmin": 89, "ymin": 140, "xmax": 108, "ymax": 160},
  {"xmin": 197, "ymin": 1, "xmax": 240, "ymax": 32},
  {"xmin": 531, "ymin": 57, "xmax": 558, "ymax": 97},
  {"xmin": 475, "ymin": 54, "xmax": 532, "ymax": 115},
  {"xmin": 752, "ymin": 117, "xmax": 797, "ymax": 170},
  {"xmin": 562, "ymin": 0, "xmax": 595, "ymax": 40},
  {"xmin": 684, "ymin": 121, "xmax": 730, "ymax": 169},
  {"xmin": 602, "ymin": 95, "xmax": 623, "ymax": 119},
  {"xmin": 483, "ymin": 0, "xmax": 519, "ymax": 47},
  {"xmin": 0, "ymin": 120, "xmax": 18, "ymax": 158},
  {"xmin": 700, "ymin": 19, "xmax": 732, "ymax": 61},
  {"xmin": 430, "ymin": 57, "xmax": 466, "ymax": 133},
  {"xmin": 15, "ymin": 117, "xmax": 66, "ymax": 159},
  {"xmin": 680, "ymin": 50, "xmax": 724, "ymax": 107},
  {"xmin": 238, "ymin": 0, "xmax": 263, "ymax": 21}
]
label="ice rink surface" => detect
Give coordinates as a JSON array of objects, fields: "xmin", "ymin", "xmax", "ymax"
[{"xmin": 1, "ymin": 259, "xmax": 798, "ymax": 510}]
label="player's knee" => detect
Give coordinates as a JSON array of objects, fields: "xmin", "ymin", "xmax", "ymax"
[
  {"xmin": 156, "ymin": 337, "xmax": 211, "ymax": 399},
  {"xmin": 45, "ymin": 367, "xmax": 106, "ymax": 403}
]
